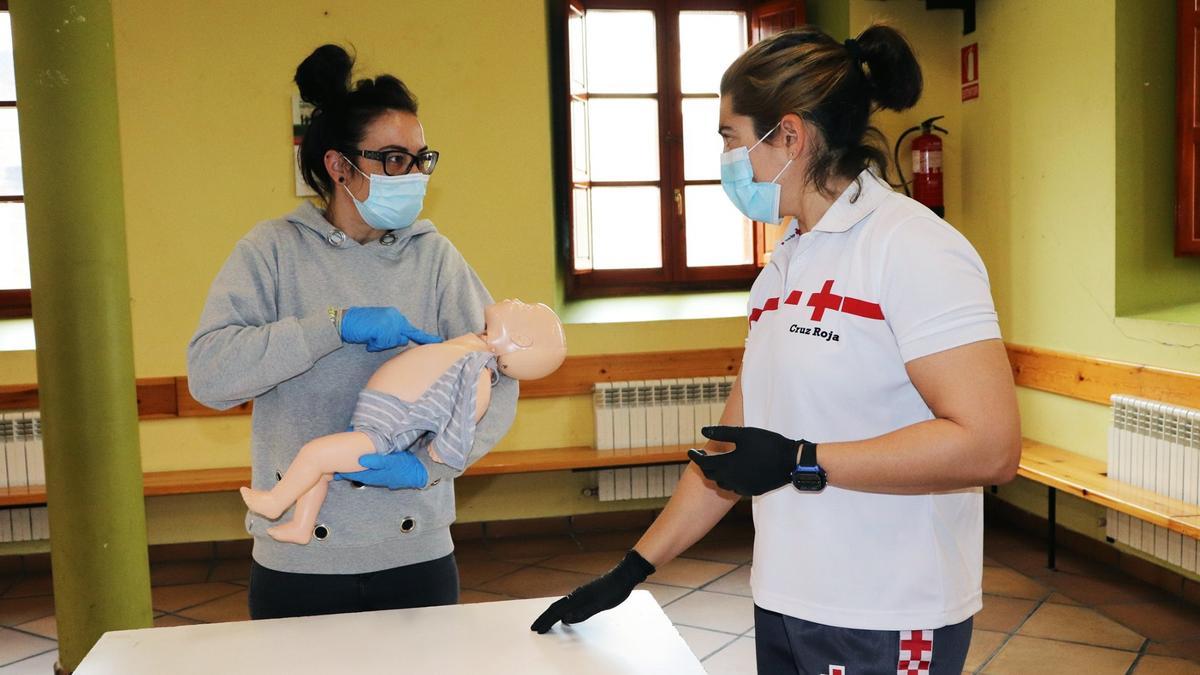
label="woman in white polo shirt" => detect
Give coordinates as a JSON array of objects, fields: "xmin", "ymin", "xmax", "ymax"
[{"xmin": 532, "ymin": 24, "xmax": 1020, "ymax": 674}]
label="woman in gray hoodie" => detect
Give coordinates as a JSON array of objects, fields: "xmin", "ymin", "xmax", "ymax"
[{"xmin": 187, "ymin": 44, "xmax": 518, "ymax": 620}]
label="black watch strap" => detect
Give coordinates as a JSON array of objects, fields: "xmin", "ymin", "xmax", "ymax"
[{"xmin": 798, "ymin": 440, "xmax": 818, "ymax": 467}]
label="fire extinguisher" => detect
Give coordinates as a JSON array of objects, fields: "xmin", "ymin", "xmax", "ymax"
[{"xmin": 894, "ymin": 116, "xmax": 949, "ymax": 218}]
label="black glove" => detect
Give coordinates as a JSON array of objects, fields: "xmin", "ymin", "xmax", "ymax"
[
  {"xmin": 530, "ymin": 549, "xmax": 655, "ymax": 634},
  {"xmin": 688, "ymin": 425, "xmax": 808, "ymax": 496}
]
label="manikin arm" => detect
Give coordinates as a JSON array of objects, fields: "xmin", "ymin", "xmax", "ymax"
[{"xmin": 416, "ymin": 249, "xmax": 519, "ymax": 482}]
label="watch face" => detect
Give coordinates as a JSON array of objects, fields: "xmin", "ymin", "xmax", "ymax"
[{"xmin": 792, "ymin": 469, "xmax": 826, "ymax": 492}]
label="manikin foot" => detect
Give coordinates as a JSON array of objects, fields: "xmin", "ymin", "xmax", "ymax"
[
  {"xmin": 239, "ymin": 486, "xmax": 288, "ymax": 520},
  {"xmin": 266, "ymin": 519, "xmax": 314, "ymax": 545}
]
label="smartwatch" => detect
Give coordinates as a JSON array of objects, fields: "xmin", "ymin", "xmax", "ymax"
[{"xmin": 790, "ymin": 440, "xmax": 826, "ymax": 492}]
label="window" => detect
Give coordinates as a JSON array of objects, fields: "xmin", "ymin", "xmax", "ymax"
[
  {"xmin": 553, "ymin": 1, "xmax": 805, "ymax": 298},
  {"xmin": 0, "ymin": 2, "xmax": 27, "ymax": 317},
  {"xmin": 1178, "ymin": 0, "xmax": 1200, "ymax": 255}
]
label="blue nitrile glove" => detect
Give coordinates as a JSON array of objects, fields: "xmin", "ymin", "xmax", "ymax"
[
  {"xmin": 340, "ymin": 306, "xmax": 443, "ymax": 352},
  {"xmin": 334, "ymin": 451, "xmax": 429, "ymax": 489}
]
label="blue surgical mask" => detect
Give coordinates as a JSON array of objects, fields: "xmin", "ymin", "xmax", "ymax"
[
  {"xmin": 343, "ymin": 157, "xmax": 429, "ymax": 231},
  {"xmin": 720, "ymin": 123, "xmax": 793, "ymax": 225}
]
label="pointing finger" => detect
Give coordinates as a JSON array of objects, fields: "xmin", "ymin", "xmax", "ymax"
[{"xmin": 700, "ymin": 425, "xmax": 745, "ymax": 444}]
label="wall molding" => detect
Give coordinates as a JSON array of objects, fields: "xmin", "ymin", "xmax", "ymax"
[
  {"xmin": 1005, "ymin": 343, "xmax": 1200, "ymax": 410},
  {"xmin": 1, "ymin": 343, "xmax": 1196, "ymax": 419}
]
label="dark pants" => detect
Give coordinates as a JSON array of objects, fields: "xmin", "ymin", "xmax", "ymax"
[
  {"xmin": 248, "ymin": 553, "xmax": 460, "ymax": 620},
  {"xmin": 754, "ymin": 605, "xmax": 973, "ymax": 675}
]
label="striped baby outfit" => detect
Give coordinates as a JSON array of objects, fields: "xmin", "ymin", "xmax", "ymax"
[{"xmin": 351, "ymin": 350, "xmax": 497, "ymax": 471}]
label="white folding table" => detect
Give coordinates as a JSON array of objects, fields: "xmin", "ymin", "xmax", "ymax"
[{"xmin": 74, "ymin": 590, "xmax": 707, "ymax": 674}]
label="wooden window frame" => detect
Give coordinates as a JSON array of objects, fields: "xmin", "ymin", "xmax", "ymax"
[
  {"xmin": 553, "ymin": 0, "xmax": 802, "ymax": 299},
  {"xmin": 1177, "ymin": 0, "xmax": 1200, "ymax": 255},
  {"xmin": 0, "ymin": 0, "xmax": 29, "ymax": 318}
]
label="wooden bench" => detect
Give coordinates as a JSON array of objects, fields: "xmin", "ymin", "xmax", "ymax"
[
  {"xmin": 1018, "ymin": 439, "xmax": 1200, "ymax": 568},
  {"xmin": 4, "ymin": 437, "xmax": 1200, "ymax": 574}
]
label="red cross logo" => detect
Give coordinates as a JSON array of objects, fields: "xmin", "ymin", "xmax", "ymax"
[
  {"xmin": 747, "ymin": 279, "xmax": 885, "ymax": 326},
  {"xmin": 898, "ymin": 630, "xmax": 932, "ymax": 675},
  {"xmin": 806, "ymin": 279, "xmax": 843, "ymax": 321},
  {"xmin": 841, "ymin": 295, "xmax": 884, "ymax": 320},
  {"xmin": 900, "ymin": 631, "xmax": 932, "ymax": 655}
]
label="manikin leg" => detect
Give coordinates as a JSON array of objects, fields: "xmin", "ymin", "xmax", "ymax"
[
  {"xmin": 240, "ymin": 431, "xmax": 375, "ymax": 520},
  {"xmin": 264, "ymin": 477, "xmax": 331, "ymax": 545}
]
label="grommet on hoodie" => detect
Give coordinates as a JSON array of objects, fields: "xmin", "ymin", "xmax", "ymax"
[
  {"xmin": 380, "ymin": 232, "xmax": 397, "ymax": 246},
  {"xmin": 313, "ymin": 524, "xmax": 330, "ymax": 540},
  {"xmin": 400, "ymin": 517, "xmax": 416, "ymax": 533},
  {"xmin": 326, "ymin": 230, "xmax": 346, "ymax": 247}
]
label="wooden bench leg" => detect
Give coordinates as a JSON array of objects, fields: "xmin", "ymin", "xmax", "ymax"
[{"xmin": 1047, "ymin": 486, "xmax": 1057, "ymax": 570}]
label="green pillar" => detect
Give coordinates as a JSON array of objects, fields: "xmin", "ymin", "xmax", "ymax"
[{"xmin": 10, "ymin": 1, "xmax": 152, "ymax": 671}]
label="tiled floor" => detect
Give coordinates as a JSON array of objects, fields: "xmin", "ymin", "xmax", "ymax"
[{"xmin": 4, "ymin": 519, "xmax": 1200, "ymax": 673}]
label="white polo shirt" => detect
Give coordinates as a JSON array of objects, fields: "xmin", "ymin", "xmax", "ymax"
[{"xmin": 743, "ymin": 170, "xmax": 1000, "ymax": 631}]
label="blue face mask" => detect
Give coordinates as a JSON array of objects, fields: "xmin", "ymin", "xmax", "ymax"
[
  {"xmin": 719, "ymin": 122, "xmax": 793, "ymax": 225},
  {"xmin": 343, "ymin": 157, "xmax": 429, "ymax": 231}
]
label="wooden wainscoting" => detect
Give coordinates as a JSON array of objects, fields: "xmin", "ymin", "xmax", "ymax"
[{"xmin": 1, "ymin": 343, "xmax": 1197, "ymax": 420}]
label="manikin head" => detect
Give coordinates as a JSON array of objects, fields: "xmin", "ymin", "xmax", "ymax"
[{"xmin": 483, "ymin": 300, "xmax": 567, "ymax": 380}]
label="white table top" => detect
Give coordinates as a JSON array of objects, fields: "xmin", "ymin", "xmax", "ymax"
[{"xmin": 75, "ymin": 590, "xmax": 707, "ymax": 674}]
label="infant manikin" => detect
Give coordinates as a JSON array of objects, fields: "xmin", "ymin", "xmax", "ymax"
[{"xmin": 240, "ymin": 299, "xmax": 567, "ymax": 544}]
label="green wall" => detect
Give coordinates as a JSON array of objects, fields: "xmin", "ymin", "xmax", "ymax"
[
  {"xmin": 0, "ymin": 0, "xmax": 750, "ymax": 547},
  {"xmin": 850, "ymin": 0, "xmax": 963, "ymax": 222},
  {"xmin": 960, "ymin": 0, "xmax": 1200, "ymax": 571},
  {"xmin": 1115, "ymin": 0, "xmax": 1200, "ymax": 317},
  {"xmin": 5, "ymin": 1, "xmax": 1200, "ymax": 572},
  {"xmin": 807, "ymin": 0, "xmax": 850, "ymax": 40}
]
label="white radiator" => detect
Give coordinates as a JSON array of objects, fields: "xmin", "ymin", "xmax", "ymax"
[
  {"xmin": 0, "ymin": 410, "xmax": 49, "ymax": 543},
  {"xmin": 1107, "ymin": 395, "xmax": 1200, "ymax": 571},
  {"xmin": 592, "ymin": 377, "xmax": 734, "ymax": 502}
]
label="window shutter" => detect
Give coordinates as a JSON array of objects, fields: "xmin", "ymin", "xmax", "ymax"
[
  {"xmin": 749, "ymin": 1, "xmax": 805, "ymax": 44},
  {"xmin": 566, "ymin": 0, "xmax": 593, "ymax": 272},
  {"xmin": 747, "ymin": 3, "xmax": 804, "ymax": 265},
  {"xmin": 1178, "ymin": 0, "xmax": 1200, "ymax": 255}
]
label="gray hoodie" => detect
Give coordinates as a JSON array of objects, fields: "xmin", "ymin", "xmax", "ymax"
[{"xmin": 187, "ymin": 202, "xmax": 518, "ymax": 574}]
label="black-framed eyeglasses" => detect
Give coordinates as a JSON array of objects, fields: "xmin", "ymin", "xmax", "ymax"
[{"xmin": 345, "ymin": 148, "xmax": 439, "ymax": 176}]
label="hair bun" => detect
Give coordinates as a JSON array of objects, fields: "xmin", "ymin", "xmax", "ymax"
[
  {"xmin": 855, "ymin": 25, "xmax": 922, "ymax": 112},
  {"xmin": 294, "ymin": 44, "xmax": 354, "ymax": 109}
]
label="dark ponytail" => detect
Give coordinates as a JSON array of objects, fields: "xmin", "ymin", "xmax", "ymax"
[
  {"xmin": 720, "ymin": 24, "xmax": 922, "ymax": 197},
  {"xmin": 856, "ymin": 25, "xmax": 923, "ymax": 111},
  {"xmin": 295, "ymin": 44, "xmax": 419, "ymax": 200}
]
